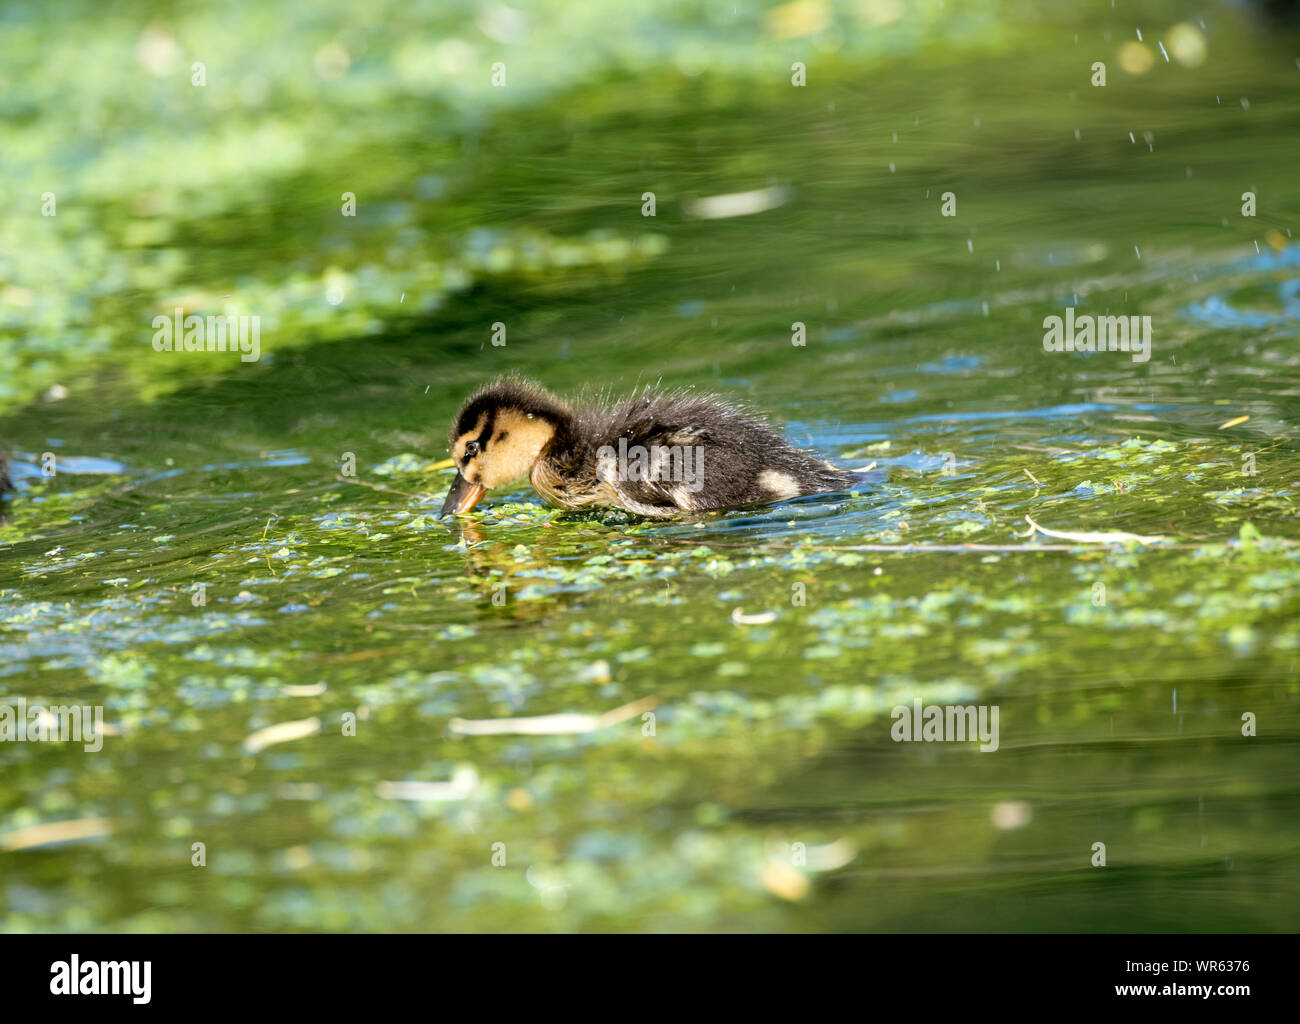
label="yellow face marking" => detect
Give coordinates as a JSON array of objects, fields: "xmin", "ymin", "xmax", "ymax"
[
  {"xmin": 475, "ymin": 410, "xmax": 556, "ymax": 488},
  {"xmin": 451, "ymin": 408, "xmax": 557, "ymax": 492},
  {"xmin": 447, "ymin": 413, "xmax": 488, "ymax": 467}
]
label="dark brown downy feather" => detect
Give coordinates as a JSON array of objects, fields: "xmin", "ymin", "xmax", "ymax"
[{"xmin": 446, "ymin": 376, "xmax": 859, "ymax": 518}]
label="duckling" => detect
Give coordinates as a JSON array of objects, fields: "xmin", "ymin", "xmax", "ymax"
[{"xmin": 439, "ymin": 376, "xmax": 860, "ymax": 519}]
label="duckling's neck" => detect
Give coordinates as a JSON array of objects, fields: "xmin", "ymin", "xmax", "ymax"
[
  {"xmin": 531, "ymin": 407, "xmax": 598, "ymax": 501},
  {"xmin": 536, "ymin": 406, "xmax": 578, "ymax": 459}
]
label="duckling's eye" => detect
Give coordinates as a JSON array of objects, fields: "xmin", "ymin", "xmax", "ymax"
[{"xmin": 463, "ymin": 440, "xmax": 481, "ymax": 459}]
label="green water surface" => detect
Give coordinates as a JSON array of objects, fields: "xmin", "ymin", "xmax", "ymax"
[{"xmin": 2, "ymin": 0, "xmax": 1299, "ymax": 931}]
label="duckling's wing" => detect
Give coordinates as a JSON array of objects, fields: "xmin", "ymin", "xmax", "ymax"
[
  {"xmin": 589, "ymin": 398, "xmax": 725, "ymax": 512},
  {"xmin": 594, "ymin": 396, "xmax": 775, "ymax": 512},
  {"xmin": 614, "ymin": 394, "xmax": 860, "ymax": 510}
]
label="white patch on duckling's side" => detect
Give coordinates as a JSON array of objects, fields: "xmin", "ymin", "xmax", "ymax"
[{"xmin": 757, "ymin": 469, "xmax": 800, "ymax": 500}]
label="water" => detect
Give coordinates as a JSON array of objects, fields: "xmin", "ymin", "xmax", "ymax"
[{"xmin": 1, "ymin": 1, "xmax": 1298, "ymax": 931}]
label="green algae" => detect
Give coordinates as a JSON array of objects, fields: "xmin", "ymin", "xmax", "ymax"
[{"xmin": 3, "ymin": 0, "xmax": 1300, "ymax": 934}]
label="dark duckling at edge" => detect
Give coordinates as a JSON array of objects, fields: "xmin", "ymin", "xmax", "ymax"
[{"xmin": 440, "ymin": 376, "xmax": 863, "ymax": 519}]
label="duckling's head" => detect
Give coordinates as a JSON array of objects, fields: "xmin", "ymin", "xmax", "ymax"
[{"xmin": 440, "ymin": 377, "xmax": 570, "ymax": 517}]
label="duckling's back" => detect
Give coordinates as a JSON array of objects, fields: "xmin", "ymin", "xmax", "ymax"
[{"xmin": 569, "ymin": 390, "xmax": 856, "ymax": 515}]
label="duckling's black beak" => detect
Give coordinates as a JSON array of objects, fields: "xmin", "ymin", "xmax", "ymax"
[{"xmin": 439, "ymin": 472, "xmax": 486, "ymax": 518}]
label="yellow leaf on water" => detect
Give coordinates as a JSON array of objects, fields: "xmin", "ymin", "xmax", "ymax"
[
  {"xmin": 376, "ymin": 768, "xmax": 478, "ymax": 802},
  {"xmin": 449, "ymin": 697, "xmax": 656, "ymax": 737},
  {"xmin": 684, "ymin": 186, "xmax": 791, "ymax": 220},
  {"xmin": 281, "ymin": 682, "xmax": 327, "ymax": 697},
  {"xmin": 243, "ymin": 716, "xmax": 320, "ymax": 754},
  {"xmin": 760, "ymin": 859, "xmax": 811, "ymax": 901},
  {"xmin": 764, "ymin": 0, "xmax": 830, "ymax": 39},
  {"xmin": 1, "ymin": 817, "xmax": 113, "ymax": 851},
  {"xmin": 805, "ymin": 838, "xmax": 859, "ymax": 872},
  {"xmin": 991, "ymin": 800, "xmax": 1034, "ymax": 830},
  {"xmin": 1020, "ymin": 515, "xmax": 1163, "ymax": 545}
]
